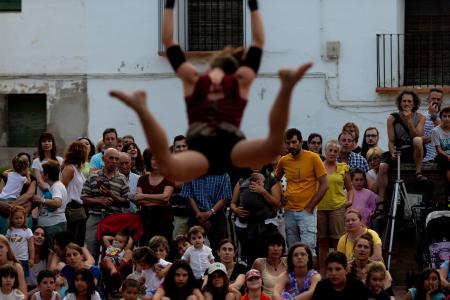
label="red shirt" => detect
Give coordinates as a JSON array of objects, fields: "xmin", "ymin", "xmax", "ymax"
[{"xmin": 241, "ymin": 292, "xmax": 271, "ymax": 300}]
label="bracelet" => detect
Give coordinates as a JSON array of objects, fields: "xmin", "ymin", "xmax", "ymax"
[
  {"xmin": 210, "ymin": 208, "xmax": 216, "ymax": 215},
  {"xmin": 248, "ymin": 0, "xmax": 258, "ymax": 11}
]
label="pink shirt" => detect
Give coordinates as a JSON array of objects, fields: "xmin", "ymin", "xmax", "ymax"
[{"xmin": 351, "ymin": 188, "xmax": 379, "ymax": 225}]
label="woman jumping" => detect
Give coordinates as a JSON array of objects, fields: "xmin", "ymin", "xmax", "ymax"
[{"xmin": 110, "ymin": 0, "xmax": 312, "ymax": 181}]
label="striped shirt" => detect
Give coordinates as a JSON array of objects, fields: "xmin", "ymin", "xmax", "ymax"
[
  {"xmin": 423, "ymin": 111, "xmax": 437, "ymax": 162},
  {"xmin": 81, "ymin": 169, "xmax": 130, "ymax": 214},
  {"xmin": 181, "ymin": 173, "xmax": 232, "ymax": 211}
]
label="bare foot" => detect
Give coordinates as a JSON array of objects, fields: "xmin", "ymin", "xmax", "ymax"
[
  {"xmin": 278, "ymin": 63, "xmax": 313, "ymax": 89},
  {"xmin": 110, "ymin": 90, "xmax": 147, "ymax": 111}
]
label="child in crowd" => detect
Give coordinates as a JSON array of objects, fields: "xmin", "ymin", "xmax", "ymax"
[
  {"xmin": 365, "ymin": 262, "xmax": 393, "ymax": 300},
  {"xmin": 54, "ymin": 270, "xmax": 68, "ymax": 299},
  {"xmin": 350, "ymin": 169, "xmax": 379, "ymax": 226},
  {"xmin": 312, "ymin": 251, "xmax": 368, "ymax": 300},
  {"xmin": 203, "ymin": 262, "xmax": 238, "ymax": 300},
  {"xmin": 120, "ymin": 278, "xmax": 141, "ymax": 300},
  {"xmin": 63, "ymin": 269, "xmax": 101, "ymax": 300},
  {"xmin": 181, "ymin": 226, "xmax": 215, "ymax": 284},
  {"xmin": 241, "ymin": 269, "xmax": 270, "ymax": 300},
  {"xmin": 174, "ymin": 235, "xmax": 191, "ymax": 259},
  {"xmin": 102, "ymin": 231, "xmax": 133, "ymax": 276},
  {"xmin": 132, "ymin": 246, "xmax": 171, "ymax": 299},
  {"xmin": 153, "ymin": 260, "xmax": 203, "ymax": 300},
  {"xmin": 0, "ymin": 265, "xmax": 25, "ymax": 300},
  {"xmin": 432, "ymin": 106, "xmax": 450, "ymax": 184},
  {"xmin": 0, "ymin": 155, "xmax": 30, "ymax": 200},
  {"xmin": 6, "ymin": 206, "xmax": 34, "ymax": 278},
  {"xmin": 148, "ymin": 235, "xmax": 170, "ymax": 261},
  {"xmin": 404, "ymin": 268, "xmax": 445, "ymax": 300},
  {"xmin": 30, "ymin": 270, "xmax": 61, "ymax": 300}
]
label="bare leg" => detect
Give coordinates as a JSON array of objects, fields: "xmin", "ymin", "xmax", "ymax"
[
  {"xmin": 413, "ymin": 137, "xmax": 424, "ymax": 174},
  {"xmin": 103, "ymin": 257, "xmax": 118, "ymax": 275},
  {"xmin": 231, "ymin": 63, "xmax": 312, "ymax": 168},
  {"xmin": 377, "ymin": 162, "xmax": 389, "ymax": 200},
  {"xmin": 110, "ymin": 91, "xmax": 208, "ymax": 181}
]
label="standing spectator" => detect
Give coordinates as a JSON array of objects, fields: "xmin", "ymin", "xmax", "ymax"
[
  {"xmin": 182, "ymin": 173, "xmax": 232, "ymax": 254},
  {"xmin": 89, "ymin": 128, "xmax": 118, "ymax": 172},
  {"xmin": 272, "ymin": 243, "xmax": 321, "ymax": 300},
  {"xmin": 230, "ymin": 166, "xmax": 281, "ymax": 266},
  {"xmin": 32, "ymin": 160, "xmax": 69, "ymax": 247},
  {"xmin": 307, "ymin": 133, "xmax": 324, "ymax": 160},
  {"xmin": 171, "ymin": 135, "xmax": 191, "ymax": 238},
  {"xmin": 0, "ymin": 235, "xmax": 27, "ymax": 296},
  {"xmin": 275, "ymin": 128, "xmax": 328, "ymax": 253},
  {"xmin": 32, "ymin": 133, "xmax": 64, "ymax": 196},
  {"xmin": 361, "ymin": 127, "xmax": 381, "ymax": 158},
  {"xmin": 337, "ymin": 131, "xmax": 369, "ymax": 172},
  {"xmin": 61, "ymin": 141, "xmax": 87, "ymax": 247},
  {"xmin": 76, "ymin": 137, "xmax": 95, "ymax": 178},
  {"xmin": 342, "ymin": 122, "xmax": 362, "ymax": 153},
  {"xmin": 422, "ymin": 88, "xmax": 443, "ymax": 163},
  {"xmin": 121, "ymin": 135, "xmax": 135, "ymax": 148},
  {"xmin": 137, "ymin": 149, "xmax": 174, "ymax": 245},
  {"xmin": 122, "ymin": 142, "xmax": 146, "ymax": 175},
  {"xmin": 81, "ymin": 148, "xmax": 130, "ymax": 259},
  {"xmin": 431, "ymin": 106, "xmax": 450, "ymax": 184},
  {"xmin": 118, "ymin": 152, "xmax": 140, "ymax": 212},
  {"xmin": 317, "ymin": 140, "xmax": 353, "ymax": 276}
]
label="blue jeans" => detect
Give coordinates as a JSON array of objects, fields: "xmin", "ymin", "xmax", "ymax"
[{"xmin": 284, "ymin": 209, "xmax": 317, "ymax": 256}]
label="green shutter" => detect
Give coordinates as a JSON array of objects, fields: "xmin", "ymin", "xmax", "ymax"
[
  {"xmin": 7, "ymin": 94, "xmax": 47, "ymax": 147},
  {"xmin": 0, "ymin": 0, "xmax": 21, "ymax": 12}
]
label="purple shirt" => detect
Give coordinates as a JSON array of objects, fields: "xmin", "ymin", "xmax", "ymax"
[{"xmin": 351, "ymin": 188, "xmax": 379, "ymax": 225}]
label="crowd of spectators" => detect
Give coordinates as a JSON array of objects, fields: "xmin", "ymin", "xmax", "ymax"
[{"xmin": 0, "ymin": 87, "xmax": 449, "ymax": 299}]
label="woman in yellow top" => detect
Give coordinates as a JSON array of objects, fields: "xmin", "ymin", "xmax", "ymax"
[
  {"xmin": 337, "ymin": 208, "xmax": 383, "ymax": 261},
  {"xmin": 317, "ymin": 140, "xmax": 353, "ymax": 276}
]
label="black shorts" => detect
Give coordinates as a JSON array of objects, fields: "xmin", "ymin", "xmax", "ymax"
[
  {"xmin": 380, "ymin": 147, "xmax": 415, "ymax": 165},
  {"xmin": 435, "ymin": 154, "xmax": 450, "ymax": 171},
  {"xmin": 187, "ymin": 122, "xmax": 245, "ymax": 175}
]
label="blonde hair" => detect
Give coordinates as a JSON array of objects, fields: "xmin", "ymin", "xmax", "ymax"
[
  {"xmin": 0, "ymin": 235, "xmax": 18, "ymax": 263},
  {"xmin": 366, "ymin": 146, "xmax": 382, "ymax": 160},
  {"xmin": 324, "ymin": 139, "xmax": 340, "ymax": 152},
  {"xmin": 365, "ymin": 261, "xmax": 387, "ymax": 287}
]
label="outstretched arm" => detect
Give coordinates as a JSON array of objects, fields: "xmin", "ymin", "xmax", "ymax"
[
  {"xmin": 162, "ymin": 0, "xmax": 176, "ymax": 49},
  {"xmin": 248, "ymin": 0, "xmax": 264, "ymax": 48}
]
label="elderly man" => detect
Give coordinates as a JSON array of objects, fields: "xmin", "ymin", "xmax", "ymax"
[
  {"xmin": 90, "ymin": 128, "xmax": 118, "ymax": 171},
  {"xmin": 118, "ymin": 152, "xmax": 139, "ymax": 212},
  {"xmin": 81, "ymin": 148, "xmax": 130, "ymax": 258},
  {"xmin": 337, "ymin": 131, "xmax": 369, "ymax": 172}
]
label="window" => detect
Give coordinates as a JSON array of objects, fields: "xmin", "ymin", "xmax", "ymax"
[
  {"xmin": 0, "ymin": 0, "xmax": 21, "ymax": 12},
  {"xmin": 3, "ymin": 94, "xmax": 47, "ymax": 147},
  {"xmin": 159, "ymin": 0, "xmax": 245, "ymax": 52},
  {"xmin": 404, "ymin": 0, "xmax": 450, "ymax": 86}
]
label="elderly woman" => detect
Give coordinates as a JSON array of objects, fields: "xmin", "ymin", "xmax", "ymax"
[
  {"xmin": 0, "ymin": 235, "xmax": 27, "ymax": 296},
  {"xmin": 136, "ymin": 148, "xmax": 174, "ymax": 245},
  {"xmin": 337, "ymin": 209, "xmax": 382, "ymax": 261},
  {"xmin": 230, "ymin": 165, "xmax": 281, "ymax": 266},
  {"xmin": 252, "ymin": 232, "xmax": 287, "ymax": 297},
  {"xmin": 273, "ymin": 243, "xmax": 321, "ymax": 300},
  {"xmin": 317, "ymin": 140, "xmax": 353, "ymax": 276}
]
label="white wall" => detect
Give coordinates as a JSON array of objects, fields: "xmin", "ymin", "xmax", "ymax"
[{"xmin": 2, "ymin": 0, "xmax": 437, "ymax": 152}]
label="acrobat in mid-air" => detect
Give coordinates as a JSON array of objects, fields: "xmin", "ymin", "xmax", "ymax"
[{"xmin": 110, "ymin": 0, "xmax": 312, "ymax": 182}]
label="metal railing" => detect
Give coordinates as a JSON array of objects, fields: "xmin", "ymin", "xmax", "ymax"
[{"xmin": 377, "ymin": 33, "xmax": 450, "ymax": 88}]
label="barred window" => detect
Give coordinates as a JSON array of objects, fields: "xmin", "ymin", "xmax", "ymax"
[{"xmin": 0, "ymin": 0, "xmax": 21, "ymax": 12}]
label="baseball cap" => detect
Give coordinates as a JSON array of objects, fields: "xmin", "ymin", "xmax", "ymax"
[
  {"xmin": 245, "ymin": 269, "xmax": 261, "ymax": 280},
  {"xmin": 208, "ymin": 262, "xmax": 227, "ymax": 275}
]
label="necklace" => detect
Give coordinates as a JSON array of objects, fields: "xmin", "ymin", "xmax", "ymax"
[{"xmin": 267, "ymin": 259, "xmax": 282, "ymax": 271}]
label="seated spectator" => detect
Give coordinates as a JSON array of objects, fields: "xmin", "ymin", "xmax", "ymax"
[
  {"xmin": 148, "ymin": 235, "xmax": 170, "ymax": 261},
  {"xmin": 101, "ymin": 231, "xmax": 133, "ymax": 278},
  {"xmin": 215, "ymin": 239, "xmax": 247, "ymax": 292},
  {"xmin": 27, "ymin": 227, "xmax": 49, "ymax": 290},
  {"xmin": 30, "ymin": 270, "xmax": 61, "ymax": 300},
  {"xmin": 366, "ymin": 146, "xmax": 383, "ymax": 194},
  {"xmin": 32, "ymin": 160, "xmax": 69, "ymax": 248},
  {"xmin": 0, "ymin": 235, "xmax": 27, "ymax": 295},
  {"xmin": 365, "ymin": 262, "xmax": 394, "ymax": 300},
  {"xmin": 252, "ymin": 232, "xmax": 287, "ymax": 296},
  {"xmin": 422, "ymin": 88, "xmax": 443, "ymax": 163},
  {"xmin": 202, "ymin": 263, "xmax": 239, "ymax": 300},
  {"xmin": 307, "ymin": 133, "xmax": 324, "ymax": 160},
  {"xmin": 404, "ymin": 268, "xmax": 445, "ymax": 300},
  {"xmin": 361, "ymin": 127, "xmax": 381, "ymax": 158},
  {"xmin": 337, "ymin": 209, "xmax": 382, "ymax": 261},
  {"xmin": 0, "ymin": 264, "xmax": 26, "ymax": 300},
  {"xmin": 337, "ymin": 131, "xmax": 369, "ymax": 172},
  {"xmin": 119, "ymin": 278, "xmax": 141, "ymax": 300},
  {"xmin": 312, "ymin": 251, "xmax": 368, "ymax": 300},
  {"xmin": 61, "ymin": 244, "xmax": 101, "ymax": 294},
  {"xmin": 182, "ymin": 226, "xmax": 215, "ymax": 284},
  {"xmin": 378, "ymin": 89, "xmax": 427, "ymax": 202},
  {"xmin": 432, "ymin": 106, "xmax": 450, "ymax": 184},
  {"xmin": 272, "ymin": 243, "xmax": 321, "ymax": 300},
  {"xmin": 241, "ymin": 269, "xmax": 271, "ymax": 300},
  {"xmin": 439, "ymin": 260, "xmax": 450, "ymax": 293},
  {"xmin": 64, "ymin": 268, "xmax": 101, "ymax": 300},
  {"xmin": 132, "ymin": 246, "xmax": 170, "ymax": 299},
  {"xmin": 350, "ymin": 169, "xmax": 379, "ymax": 226},
  {"xmin": 230, "ymin": 165, "xmax": 281, "ymax": 266},
  {"xmin": 173, "ymin": 234, "xmax": 191, "ymax": 259},
  {"xmin": 153, "ymin": 260, "xmax": 203, "ymax": 300},
  {"xmin": 342, "ymin": 122, "xmax": 362, "ymax": 153}
]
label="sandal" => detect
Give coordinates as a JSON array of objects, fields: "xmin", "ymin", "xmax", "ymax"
[{"xmin": 415, "ymin": 173, "xmax": 428, "ymax": 181}]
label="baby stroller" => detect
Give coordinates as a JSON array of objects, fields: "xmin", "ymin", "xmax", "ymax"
[
  {"xmin": 96, "ymin": 212, "xmax": 144, "ymax": 298},
  {"xmin": 424, "ymin": 210, "xmax": 450, "ymax": 269}
]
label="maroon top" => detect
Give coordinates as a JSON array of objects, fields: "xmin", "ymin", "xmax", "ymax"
[
  {"xmin": 137, "ymin": 175, "xmax": 174, "ymax": 206},
  {"xmin": 185, "ymin": 74, "xmax": 248, "ymax": 128}
]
